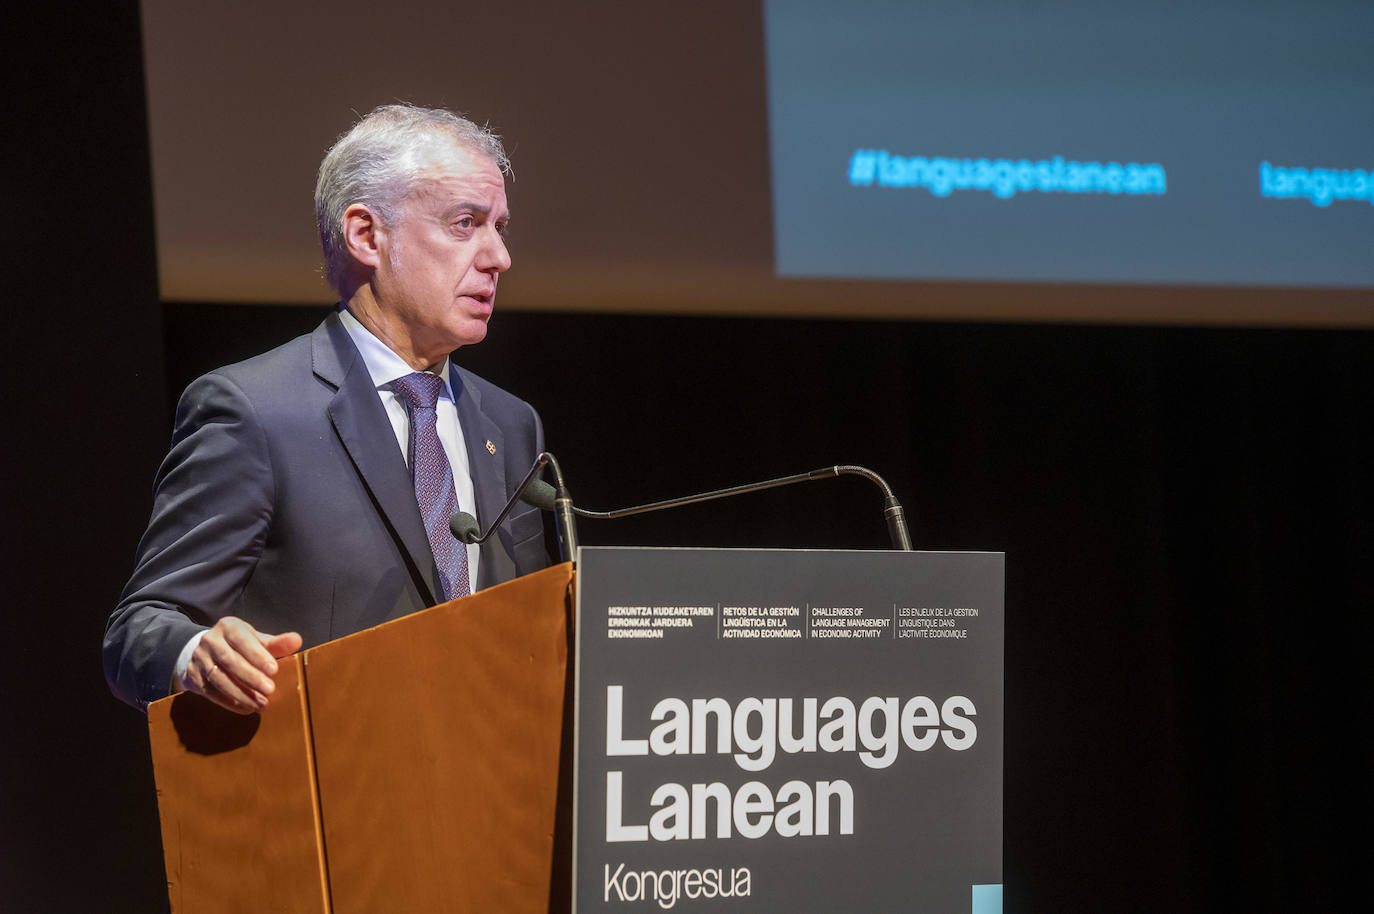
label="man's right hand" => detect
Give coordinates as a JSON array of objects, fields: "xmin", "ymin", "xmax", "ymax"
[{"xmin": 179, "ymin": 616, "xmax": 303, "ymax": 715}]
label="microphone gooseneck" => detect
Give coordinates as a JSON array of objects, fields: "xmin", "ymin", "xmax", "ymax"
[
  {"xmin": 449, "ymin": 451, "xmax": 581, "ymax": 564},
  {"xmin": 448, "ymin": 454, "xmax": 558, "ymax": 546},
  {"xmin": 832, "ymin": 465, "xmax": 913, "ymax": 551},
  {"xmin": 526, "ymin": 465, "xmax": 914, "ymax": 551},
  {"xmin": 462, "ymin": 458, "xmax": 911, "ymax": 556}
]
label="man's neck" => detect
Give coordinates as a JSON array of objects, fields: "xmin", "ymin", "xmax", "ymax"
[{"xmin": 342, "ymin": 288, "xmax": 446, "ymax": 373}]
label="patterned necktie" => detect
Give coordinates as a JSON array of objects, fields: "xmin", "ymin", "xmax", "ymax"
[{"xmin": 391, "ymin": 372, "xmax": 470, "ymax": 601}]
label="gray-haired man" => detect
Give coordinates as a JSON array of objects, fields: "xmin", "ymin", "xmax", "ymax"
[{"xmin": 105, "ymin": 105, "xmax": 549, "ymax": 714}]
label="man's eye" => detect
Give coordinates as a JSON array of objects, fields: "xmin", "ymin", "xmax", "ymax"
[{"xmin": 454, "ymin": 216, "xmax": 475, "ymax": 230}]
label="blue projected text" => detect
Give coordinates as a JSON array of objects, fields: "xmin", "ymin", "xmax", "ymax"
[
  {"xmin": 1260, "ymin": 161, "xmax": 1373, "ymax": 207},
  {"xmin": 848, "ymin": 149, "xmax": 1167, "ymax": 200}
]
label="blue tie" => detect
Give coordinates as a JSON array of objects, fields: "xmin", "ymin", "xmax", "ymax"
[{"xmin": 391, "ymin": 372, "xmax": 470, "ymax": 601}]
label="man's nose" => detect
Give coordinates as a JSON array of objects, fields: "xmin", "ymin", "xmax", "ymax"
[{"xmin": 479, "ymin": 228, "xmax": 512, "ymax": 274}]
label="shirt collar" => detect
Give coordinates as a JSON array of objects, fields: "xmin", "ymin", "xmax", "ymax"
[{"xmin": 338, "ymin": 306, "xmax": 453, "ymax": 399}]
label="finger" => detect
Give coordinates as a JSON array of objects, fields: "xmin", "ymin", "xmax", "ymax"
[
  {"xmin": 221, "ymin": 617, "xmax": 281, "ymax": 672},
  {"xmin": 205, "ymin": 647, "xmax": 275, "ymax": 703},
  {"xmin": 260, "ymin": 630, "xmax": 303, "ymax": 658},
  {"xmin": 194, "ymin": 639, "xmax": 272, "ymax": 706},
  {"xmin": 197, "ymin": 661, "xmax": 264, "ymax": 715},
  {"xmin": 215, "ymin": 620, "xmax": 282, "ymax": 695}
]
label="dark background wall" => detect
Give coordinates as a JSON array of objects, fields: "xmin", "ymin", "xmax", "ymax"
[{"xmin": 5, "ymin": 5, "xmax": 1369, "ymax": 912}]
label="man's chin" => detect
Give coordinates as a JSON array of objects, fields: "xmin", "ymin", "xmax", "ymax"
[{"xmin": 449, "ymin": 318, "xmax": 489, "ymax": 350}]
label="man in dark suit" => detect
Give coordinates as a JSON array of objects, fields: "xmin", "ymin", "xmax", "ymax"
[{"xmin": 104, "ymin": 104, "xmax": 548, "ymax": 714}]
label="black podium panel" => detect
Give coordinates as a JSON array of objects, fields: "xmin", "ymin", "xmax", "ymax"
[{"xmin": 574, "ymin": 547, "xmax": 1004, "ymax": 913}]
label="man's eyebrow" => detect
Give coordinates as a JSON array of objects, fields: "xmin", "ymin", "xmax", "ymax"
[{"xmin": 441, "ymin": 201, "xmax": 509, "ymax": 222}]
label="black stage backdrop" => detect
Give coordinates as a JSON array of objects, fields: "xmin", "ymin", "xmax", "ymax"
[{"xmin": 4, "ymin": 5, "xmax": 1369, "ymax": 912}]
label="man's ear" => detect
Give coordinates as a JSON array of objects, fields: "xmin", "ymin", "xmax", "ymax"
[{"xmin": 342, "ymin": 204, "xmax": 383, "ymax": 270}]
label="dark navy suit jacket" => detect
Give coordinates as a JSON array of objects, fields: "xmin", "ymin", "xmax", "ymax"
[{"xmin": 104, "ymin": 311, "xmax": 548, "ymax": 710}]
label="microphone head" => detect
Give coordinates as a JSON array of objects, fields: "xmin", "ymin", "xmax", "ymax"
[
  {"xmin": 449, "ymin": 512, "xmax": 481, "ymax": 544},
  {"xmin": 521, "ymin": 478, "xmax": 557, "ymax": 512}
]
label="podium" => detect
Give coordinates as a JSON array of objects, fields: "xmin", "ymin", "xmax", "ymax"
[
  {"xmin": 149, "ymin": 548, "xmax": 1003, "ymax": 913},
  {"xmin": 148, "ymin": 563, "xmax": 576, "ymax": 914}
]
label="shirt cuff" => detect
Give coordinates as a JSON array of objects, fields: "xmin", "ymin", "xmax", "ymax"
[{"xmin": 170, "ymin": 629, "xmax": 208, "ymax": 693}]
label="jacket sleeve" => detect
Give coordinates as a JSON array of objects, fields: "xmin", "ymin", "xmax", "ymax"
[{"xmin": 103, "ymin": 371, "xmax": 275, "ymax": 711}]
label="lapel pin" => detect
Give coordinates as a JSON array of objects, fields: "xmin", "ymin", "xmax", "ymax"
[{"xmin": 486, "ymin": 439, "xmax": 497, "ymax": 455}]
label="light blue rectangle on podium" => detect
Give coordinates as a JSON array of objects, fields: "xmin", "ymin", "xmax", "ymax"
[{"xmin": 972, "ymin": 883, "xmax": 1003, "ymax": 913}]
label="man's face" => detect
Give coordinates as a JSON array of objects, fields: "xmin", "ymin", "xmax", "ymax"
[{"xmin": 371, "ymin": 142, "xmax": 511, "ymax": 363}]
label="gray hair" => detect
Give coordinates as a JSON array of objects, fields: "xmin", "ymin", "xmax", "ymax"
[{"xmin": 314, "ymin": 104, "xmax": 510, "ymax": 294}]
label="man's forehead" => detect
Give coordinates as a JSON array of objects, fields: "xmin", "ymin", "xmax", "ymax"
[
  {"xmin": 412, "ymin": 139, "xmax": 504, "ymax": 184},
  {"xmin": 407, "ymin": 143, "xmax": 507, "ymax": 207}
]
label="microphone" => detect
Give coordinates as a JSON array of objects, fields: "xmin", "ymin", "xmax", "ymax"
[
  {"xmin": 522, "ymin": 465, "xmax": 913, "ymax": 550},
  {"xmin": 521, "ymin": 479, "xmax": 556, "ymax": 512},
  {"xmin": 448, "ymin": 451, "xmax": 581, "ymax": 564},
  {"xmin": 449, "ymin": 512, "xmax": 481, "ymax": 543}
]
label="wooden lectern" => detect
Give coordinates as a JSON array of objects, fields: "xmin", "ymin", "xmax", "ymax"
[{"xmin": 147, "ymin": 562, "xmax": 575, "ymax": 914}]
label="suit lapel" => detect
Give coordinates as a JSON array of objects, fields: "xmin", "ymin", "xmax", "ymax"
[
  {"xmin": 452, "ymin": 364, "xmax": 507, "ymax": 590},
  {"xmin": 314, "ymin": 313, "xmax": 441, "ymax": 607}
]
